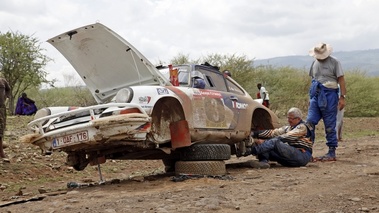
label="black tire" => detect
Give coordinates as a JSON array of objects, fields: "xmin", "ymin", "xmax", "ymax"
[
  {"xmin": 180, "ymin": 144, "xmax": 231, "ymax": 161},
  {"xmin": 175, "ymin": 160, "xmax": 226, "ymax": 176},
  {"xmin": 73, "ymin": 161, "xmax": 89, "ymax": 171}
]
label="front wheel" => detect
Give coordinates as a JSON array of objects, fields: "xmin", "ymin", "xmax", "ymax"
[{"xmin": 66, "ymin": 151, "xmax": 89, "ymax": 171}]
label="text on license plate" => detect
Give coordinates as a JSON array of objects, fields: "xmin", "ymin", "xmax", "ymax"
[{"xmin": 53, "ymin": 131, "xmax": 89, "ymax": 147}]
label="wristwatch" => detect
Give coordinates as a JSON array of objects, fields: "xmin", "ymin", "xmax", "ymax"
[{"xmin": 341, "ymin": 95, "xmax": 346, "ymax": 99}]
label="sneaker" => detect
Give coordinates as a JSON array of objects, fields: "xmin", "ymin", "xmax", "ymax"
[{"xmin": 246, "ymin": 160, "xmax": 270, "ymax": 169}]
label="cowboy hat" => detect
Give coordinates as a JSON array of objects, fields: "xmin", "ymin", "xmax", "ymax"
[{"xmin": 309, "ymin": 43, "xmax": 333, "ymax": 60}]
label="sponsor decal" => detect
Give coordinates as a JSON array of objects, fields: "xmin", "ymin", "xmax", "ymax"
[
  {"xmin": 232, "ymin": 101, "xmax": 248, "ymax": 109},
  {"xmin": 157, "ymin": 88, "xmax": 169, "ymax": 95},
  {"xmin": 193, "ymin": 90, "xmax": 222, "ymax": 98},
  {"xmin": 141, "ymin": 105, "xmax": 153, "ymax": 109},
  {"xmin": 138, "ymin": 96, "xmax": 151, "ymax": 104}
]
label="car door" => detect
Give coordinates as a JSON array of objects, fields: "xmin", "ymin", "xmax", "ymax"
[{"xmin": 191, "ymin": 67, "xmax": 240, "ymax": 130}]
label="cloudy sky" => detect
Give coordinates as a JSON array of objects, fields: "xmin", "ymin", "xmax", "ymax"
[{"xmin": 1, "ymin": 0, "xmax": 378, "ymax": 86}]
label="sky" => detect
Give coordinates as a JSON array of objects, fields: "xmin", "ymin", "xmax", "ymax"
[{"xmin": 1, "ymin": 0, "xmax": 379, "ymax": 87}]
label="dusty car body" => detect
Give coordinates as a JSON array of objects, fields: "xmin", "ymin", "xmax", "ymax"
[{"xmin": 23, "ymin": 23, "xmax": 279, "ymax": 171}]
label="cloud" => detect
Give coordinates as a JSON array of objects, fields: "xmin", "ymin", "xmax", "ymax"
[{"xmin": 1, "ymin": 0, "xmax": 379, "ymax": 86}]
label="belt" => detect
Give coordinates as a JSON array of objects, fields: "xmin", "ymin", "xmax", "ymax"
[
  {"xmin": 298, "ymin": 148, "xmax": 306, "ymax": 153},
  {"xmin": 298, "ymin": 148, "xmax": 312, "ymax": 154}
]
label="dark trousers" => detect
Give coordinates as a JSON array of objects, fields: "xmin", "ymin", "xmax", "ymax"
[{"xmin": 252, "ymin": 138, "xmax": 312, "ymax": 167}]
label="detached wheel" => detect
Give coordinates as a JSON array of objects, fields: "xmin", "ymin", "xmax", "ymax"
[
  {"xmin": 180, "ymin": 144, "xmax": 231, "ymax": 161},
  {"xmin": 175, "ymin": 161, "xmax": 226, "ymax": 176}
]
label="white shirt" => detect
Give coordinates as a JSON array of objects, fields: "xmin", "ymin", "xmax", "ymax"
[{"xmin": 260, "ymin": 86, "xmax": 269, "ymax": 100}]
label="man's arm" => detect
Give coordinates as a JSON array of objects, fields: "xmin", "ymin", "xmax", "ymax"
[
  {"xmin": 252, "ymin": 126, "xmax": 287, "ymax": 139},
  {"xmin": 337, "ymin": 76, "xmax": 346, "ymax": 110}
]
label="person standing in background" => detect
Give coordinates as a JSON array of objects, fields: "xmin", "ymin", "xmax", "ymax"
[
  {"xmin": 257, "ymin": 83, "xmax": 269, "ymax": 108},
  {"xmin": 223, "ymin": 70, "xmax": 232, "ymax": 78},
  {"xmin": 0, "ymin": 77, "xmax": 11, "ymax": 159},
  {"xmin": 306, "ymin": 42, "xmax": 346, "ymax": 162}
]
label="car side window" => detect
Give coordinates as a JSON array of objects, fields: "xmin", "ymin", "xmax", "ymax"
[
  {"xmin": 197, "ymin": 68, "xmax": 228, "ymax": 92},
  {"xmin": 226, "ymin": 79, "xmax": 245, "ymax": 95}
]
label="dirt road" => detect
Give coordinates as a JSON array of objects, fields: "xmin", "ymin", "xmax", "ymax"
[{"xmin": 1, "ymin": 117, "xmax": 378, "ymax": 212}]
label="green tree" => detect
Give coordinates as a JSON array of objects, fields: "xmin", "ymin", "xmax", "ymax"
[
  {"xmin": 251, "ymin": 65, "xmax": 311, "ymax": 115},
  {"xmin": 0, "ymin": 31, "xmax": 51, "ymax": 114},
  {"xmin": 195, "ymin": 53, "xmax": 257, "ymax": 91},
  {"xmin": 167, "ymin": 53, "xmax": 379, "ymax": 117},
  {"xmin": 169, "ymin": 53, "xmax": 198, "ymax": 65}
]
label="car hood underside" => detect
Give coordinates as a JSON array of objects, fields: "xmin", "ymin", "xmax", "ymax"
[{"xmin": 47, "ymin": 23, "xmax": 171, "ymax": 103}]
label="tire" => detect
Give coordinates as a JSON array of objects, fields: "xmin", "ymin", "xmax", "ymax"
[
  {"xmin": 180, "ymin": 144, "xmax": 231, "ymax": 161},
  {"xmin": 175, "ymin": 160, "xmax": 226, "ymax": 176},
  {"xmin": 73, "ymin": 161, "xmax": 89, "ymax": 171}
]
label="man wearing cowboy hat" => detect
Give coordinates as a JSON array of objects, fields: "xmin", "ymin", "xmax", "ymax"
[{"xmin": 306, "ymin": 42, "xmax": 347, "ymax": 162}]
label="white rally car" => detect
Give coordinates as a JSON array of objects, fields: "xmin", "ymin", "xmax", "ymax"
[{"xmin": 23, "ymin": 23, "xmax": 279, "ymax": 172}]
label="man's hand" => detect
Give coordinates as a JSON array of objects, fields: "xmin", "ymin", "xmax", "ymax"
[
  {"xmin": 254, "ymin": 139, "xmax": 265, "ymax": 145},
  {"xmin": 338, "ymin": 97, "xmax": 345, "ymax": 110}
]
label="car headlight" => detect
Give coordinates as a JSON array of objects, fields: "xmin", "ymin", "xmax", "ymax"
[
  {"xmin": 115, "ymin": 88, "xmax": 133, "ymax": 103},
  {"xmin": 34, "ymin": 108, "xmax": 51, "ymax": 120}
]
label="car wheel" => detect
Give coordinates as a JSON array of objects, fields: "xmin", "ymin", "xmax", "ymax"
[
  {"xmin": 180, "ymin": 144, "xmax": 231, "ymax": 161},
  {"xmin": 175, "ymin": 160, "xmax": 226, "ymax": 176}
]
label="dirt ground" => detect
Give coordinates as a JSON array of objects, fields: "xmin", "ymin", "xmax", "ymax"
[{"xmin": 1, "ymin": 116, "xmax": 379, "ymax": 213}]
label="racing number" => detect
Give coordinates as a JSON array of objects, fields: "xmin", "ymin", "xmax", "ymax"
[{"xmin": 77, "ymin": 131, "xmax": 88, "ymax": 141}]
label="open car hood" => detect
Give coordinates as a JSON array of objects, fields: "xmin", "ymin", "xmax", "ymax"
[{"xmin": 47, "ymin": 23, "xmax": 171, "ymax": 103}]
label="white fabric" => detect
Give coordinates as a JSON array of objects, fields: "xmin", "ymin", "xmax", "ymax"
[{"xmin": 260, "ymin": 86, "xmax": 269, "ymax": 100}]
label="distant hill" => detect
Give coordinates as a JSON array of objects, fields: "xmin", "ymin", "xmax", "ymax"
[{"xmin": 253, "ymin": 49, "xmax": 379, "ymax": 76}]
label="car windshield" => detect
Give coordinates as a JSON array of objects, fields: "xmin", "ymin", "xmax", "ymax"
[{"xmin": 159, "ymin": 65, "xmax": 191, "ymax": 86}]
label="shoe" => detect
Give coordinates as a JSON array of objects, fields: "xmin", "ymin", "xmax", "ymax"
[
  {"xmin": 246, "ymin": 160, "xmax": 270, "ymax": 169},
  {"xmin": 312, "ymin": 153, "xmax": 336, "ymax": 162}
]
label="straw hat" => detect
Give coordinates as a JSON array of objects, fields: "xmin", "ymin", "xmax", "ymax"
[{"xmin": 309, "ymin": 43, "xmax": 333, "ymax": 60}]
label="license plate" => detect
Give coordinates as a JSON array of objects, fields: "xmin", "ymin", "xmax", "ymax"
[{"xmin": 53, "ymin": 131, "xmax": 89, "ymax": 148}]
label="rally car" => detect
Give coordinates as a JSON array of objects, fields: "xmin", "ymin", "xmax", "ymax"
[{"xmin": 22, "ymin": 23, "xmax": 279, "ymax": 172}]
